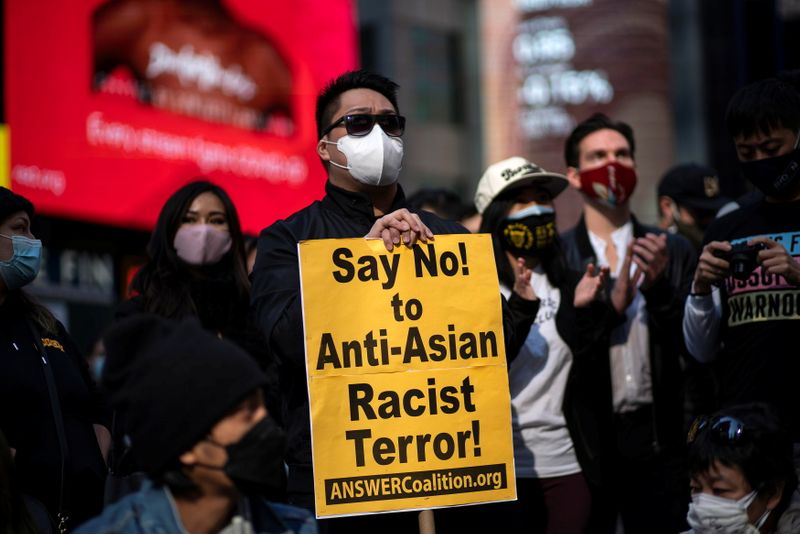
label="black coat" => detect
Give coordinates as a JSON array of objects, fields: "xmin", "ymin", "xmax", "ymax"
[
  {"xmin": 548, "ymin": 270, "xmax": 620, "ymax": 488},
  {"xmin": 250, "ymin": 182, "xmax": 537, "ymax": 498},
  {"xmin": 112, "ymin": 278, "xmax": 278, "ymax": 475},
  {"xmin": 560, "ymin": 216, "xmax": 696, "ymax": 452},
  {"xmin": 0, "ymin": 291, "xmax": 108, "ymax": 526}
]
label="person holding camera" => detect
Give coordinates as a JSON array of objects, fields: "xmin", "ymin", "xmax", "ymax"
[{"xmin": 683, "ymin": 74, "xmax": 800, "ymax": 464}]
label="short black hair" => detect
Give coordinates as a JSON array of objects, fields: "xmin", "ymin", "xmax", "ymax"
[
  {"xmin": 688, "ymin": 403, "xmax": 796, "ymax": 500},
  {"xmin": 0, "ymin": 186, "xmax": 34, "ymax": 225},
  {"xmin": 406, "ymin": 188, "xmax": 468, "ymax": 221},
  {"xmin": 315, "ymin": 70, "xmax": 400, "ymax": 140},
  {"xmin": 725, "ymin": 74, "xmax": 800, "ymax": 139},
  {"xmin": 563, "ymin": 113, "xmax": 636, "ymax": 168}
]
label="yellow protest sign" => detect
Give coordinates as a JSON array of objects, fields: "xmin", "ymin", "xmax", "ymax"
[{"xmin": 299, "ymin": 234, "xmax": 515, "ymax": 518}]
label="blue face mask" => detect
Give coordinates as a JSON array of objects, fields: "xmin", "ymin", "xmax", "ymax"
[
  {"xmin": 0, "ymin": 234, "xmax": 42, "ymax": 290},
  {"xmin": 506, "ymin": 205, "xmax": 555, "ymax": 220},
  {"xmin": 91, "ymin": 356, "xmax": 106, "ymax": 383}
]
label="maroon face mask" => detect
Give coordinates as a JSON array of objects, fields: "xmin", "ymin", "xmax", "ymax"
[{"xmin": 579, "ymin": 161, "xmax": 638, "ymax": 206}]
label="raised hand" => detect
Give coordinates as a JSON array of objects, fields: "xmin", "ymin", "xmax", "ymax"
[
  {"xmin": 574, "ymin": 263, "xmax": 610, "ymax": 308},
  {"xmin": 632, "ymin": 232, "xmax": 668, "ymax": 290},
  {"xmin": 611, "ymin": 242, "xmax": 644, "ymax": 314},
  {"xmin": 512, "ymin": 257, "xmax": 537, "ymax": 301}
]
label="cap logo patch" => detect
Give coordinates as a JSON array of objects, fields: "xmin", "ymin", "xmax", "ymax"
[
  {"xmin": 501, "ymin": 163, "xmax": 541, "ymax": 181},
  {"xmin": 703, "ymin": 176, "xmax": 720, "ymax": 198}
]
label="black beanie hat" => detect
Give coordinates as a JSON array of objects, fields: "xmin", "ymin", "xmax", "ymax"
[
  {"xmin": 0, "ymin": 187, "xmax": 34, "ymax": 225},
  {"xmin": 103, "ymin": 314, "xmax": 267, "ymax": 475}
]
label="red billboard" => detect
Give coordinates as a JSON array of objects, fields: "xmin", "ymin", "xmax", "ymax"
[{"xmin": 5, "ymin": 0, "xmax": 358, "ymax": 234}]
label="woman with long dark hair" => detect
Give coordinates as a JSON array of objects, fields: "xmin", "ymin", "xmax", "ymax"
[
  {"xmin": 0, "ymin": 187, "xmax": 109, "ymax": 529},
  {"xmin": 113, "ymin": 180, "xmax": 277, "ymax": 477},
  {"xmin": 470, "ymin": 157, "xmax": 634, "ymax": 533},
  {"xmin": 123, "ymin": 180, "xmax": 251, "ymax": 332}
]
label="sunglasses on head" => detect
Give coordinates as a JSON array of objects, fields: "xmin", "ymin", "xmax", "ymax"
[
  {"xmin": 322, "ymin": 114, "xmax": 406, "ymax": 138},
  {"xmin": 687, "ymin": 415, "xmax": 747, "ymax": 445}
]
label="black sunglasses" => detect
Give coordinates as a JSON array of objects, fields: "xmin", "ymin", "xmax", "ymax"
[
  {"xmin": 322, "ymin": 114, "xmax": 406, "ymax": 138},
  {"xmin": 687, "ymin": 415, "xmax": 747, "ymax": 445}
]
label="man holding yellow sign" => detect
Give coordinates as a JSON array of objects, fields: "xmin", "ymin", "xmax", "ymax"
[{"xmin": 251, "ymin": 71, "xmax": 537, "ymax": 532}]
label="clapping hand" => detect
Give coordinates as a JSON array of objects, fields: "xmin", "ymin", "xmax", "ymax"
[{"xmin": 574, "ymin": 263, "xmax": 610, "ymax": 308}]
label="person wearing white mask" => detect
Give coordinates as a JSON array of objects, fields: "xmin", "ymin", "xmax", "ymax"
[
  {"xmin": 113, "ymin": 180, "xmax": 279, "ymax": 489},
  {"xmin": 250, "ymin": 70, "xmax": 538, "ymax": 533},
  {"xmin": 0, "ymin": 187, "xmax": 111, "ymax": 529},
  {"xmin": 684, "ymin": 403, "xmax": 800, "ymax": 534}
]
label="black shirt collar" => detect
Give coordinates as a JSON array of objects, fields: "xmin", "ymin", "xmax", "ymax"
[{"xmin": 322, "ymin": 181, "xmax": 408, "ymax": 223}]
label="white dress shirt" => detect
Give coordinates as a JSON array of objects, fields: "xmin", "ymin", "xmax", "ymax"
[{"xmin": 588, "ymin": 222, "xmax": 653, "ymax": 413}]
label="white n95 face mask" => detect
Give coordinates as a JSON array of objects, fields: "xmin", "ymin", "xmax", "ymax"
[
  {"xmin": 324, "ymin": 124, "xmax": 404, "ymax": 186},
  {"xmin": 687, "ymin": 490, "xmax": 769, "ymax": 534}
]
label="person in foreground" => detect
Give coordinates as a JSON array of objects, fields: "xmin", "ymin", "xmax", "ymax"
[
  {"xmin": 251, "ymin": 70, "xmax": 536, "ymax": 532},
  {"xmin": 684, "ymin": 403, "xmax": 800, "ymax": 534},
  {"xmin": 75, "ymin": 314, "xmax": 316, "ymax": 534}
]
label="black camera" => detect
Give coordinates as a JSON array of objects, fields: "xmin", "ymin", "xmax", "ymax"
[{"xmin": 713, "ymin": 242, "xmax": 767, "ymax": 281}]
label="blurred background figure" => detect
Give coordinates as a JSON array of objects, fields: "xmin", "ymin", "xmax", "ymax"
[
  {"xmin": 112, "ymin": 181, "xmax": 278, "ymax": 480},
  {"xmin": 657, "ymin": 163, "xmax": 731, "ymax": 251},
  {"xmin": 656, "ymin": 164, "xmax": 728, "ymax": 427},
  {"xmin": 685, "ymin": 403, "xmax": 800, "ymax": 534},
  {"xmin": 87, "ymin": 339, "xmax": 106, "ymax": 385},
  {"xmin": 245, "ymin": 236, "xmax": 259, "ymax": 275},
  {"xmin": 0, "ymin": 187, "xmax": 110, "ymax": 529},
  {"xmin": 459, "ymin": 207, "xmax": 482, "ymax": 233},
  {"xmin": 406, "ymin": 187, "xmax": 480, "ymax": 232}
]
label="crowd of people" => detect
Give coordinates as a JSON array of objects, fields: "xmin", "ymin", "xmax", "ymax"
[{"xmin": 1, "ymin": 68, "xmax": 799, "ymax": 534}]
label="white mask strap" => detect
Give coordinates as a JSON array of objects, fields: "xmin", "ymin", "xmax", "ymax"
[{"xmin": 321, "ymin": 138, "xmax": 349, "ymax": 171}]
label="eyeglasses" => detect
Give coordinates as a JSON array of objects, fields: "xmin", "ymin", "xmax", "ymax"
[
  {"xmin": 687, "ymin": 415, "xmax": 747, "ymax": 445},
  {"xmin": 321, "ymin": 114, "xmax": 406, "ymax": 138}
]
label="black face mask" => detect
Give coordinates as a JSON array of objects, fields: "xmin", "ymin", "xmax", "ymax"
[
  {"xmin": 206, "ymin": 416, "xmax": 287, "ymax": 497},
  {"xmin": 740, "ymin": 146, "xmax": 800, "ymax": 198},
  {"xmin": 499, "ymin": 206, "xmax": 556, "ymax": 258}
]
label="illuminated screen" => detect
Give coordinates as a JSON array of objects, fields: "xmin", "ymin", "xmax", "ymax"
[{"xmin": 5, "ymin": 0, "xmax": 358, "ymax": 234}]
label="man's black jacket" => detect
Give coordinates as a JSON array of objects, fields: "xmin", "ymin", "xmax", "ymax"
[
  {"xmin": 250, "ymin": 182, "xmax": 536, "ymax": 497},
  {"xmin": 560, "ymin": 215, "xmax": 696, "ymax": 453}
]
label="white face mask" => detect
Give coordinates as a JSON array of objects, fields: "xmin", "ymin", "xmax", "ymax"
[
  {"xmin": 323, "ymin": 124, "xmax": 403, "ymax": 186},
  {"xmin": 687, "ymin": 490, "xmax": 770, "ymax": 534}
]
